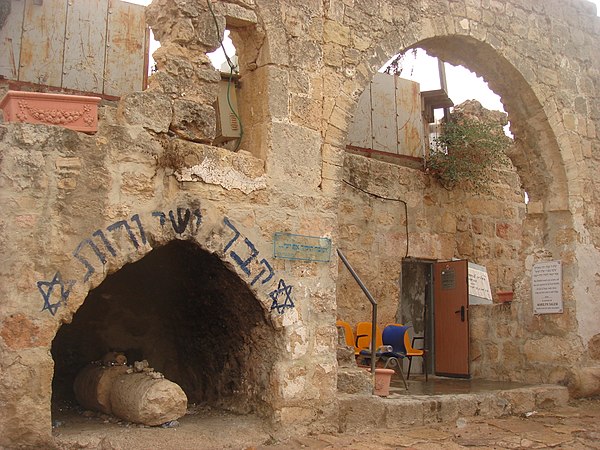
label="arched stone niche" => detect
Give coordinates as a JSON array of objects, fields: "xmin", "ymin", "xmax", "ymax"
[{"xmin": 51, "ymin": 238, "xmax": 282, "ymax": 417}]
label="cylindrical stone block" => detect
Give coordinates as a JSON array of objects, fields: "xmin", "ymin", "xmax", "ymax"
[
  {"xmin": 73, "ymin": 365, "xmax": 129, "ymax": 414},
  {"xmin": 109, "ymin": 373, "xmax": 188, "ymax": 426}
]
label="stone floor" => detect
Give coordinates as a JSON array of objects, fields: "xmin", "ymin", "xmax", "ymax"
[{"xmin": 52, "ymin": 378, "xmax": 599, "ymax": 449}]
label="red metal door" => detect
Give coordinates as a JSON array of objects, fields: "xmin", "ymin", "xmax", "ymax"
[{"xmin": 433, "ymin": 260, "xmax": 469, "ymax": 377}]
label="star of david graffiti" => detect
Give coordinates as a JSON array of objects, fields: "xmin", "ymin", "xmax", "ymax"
[
  {"xmin": 37, "ymin": 272, "xmax": 75, "ymax": 316},
  {"xmin": 269, "ymin": 279, "xmax": 295, "ymax": 314}
]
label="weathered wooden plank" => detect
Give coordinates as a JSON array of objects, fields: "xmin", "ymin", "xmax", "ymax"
[
  {"xmin": 395, "ymin": 77, "xmax": 425, "ymax": 158},
  {"xmin": 346, "ymin": 84, "xmax": 373, "ymax": 150},
  {"xmin": 63, "ymin": 0, "xmax": 109, "ymax": 93},
  {"xmin": 0, "ymin": 0, "xmax": 25, "ymax": 80},
  {"xmin": 104, "ymin": 0, "xmax": 147, "ymax": 96},
  {"xmin": 19, "ymin": 0, "xmax": 68, "ymax": 87},
  {"xmin": 370, "ymin": 73, "xmax": 398, "ymax": 154}
]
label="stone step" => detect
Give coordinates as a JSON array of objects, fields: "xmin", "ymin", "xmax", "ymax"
[{"xmin": 337, "ymin": 383, "xmax": 569, "ymax": 432}]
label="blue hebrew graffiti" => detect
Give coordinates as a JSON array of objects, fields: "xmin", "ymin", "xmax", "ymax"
[
  {"xmin": 250, "ymin": 258, "xmax": 274, "ymax": 286},
  {"xmin": 223, "ymin": 217, "xmax": 259, "ymax": 276},
  {"xmin": 154, "ymin": 208, "xmax": 202, "ymax": 235},
  {"xmin": 169, "ymin": 208, "xmax": 190, "ymax": 234},
  {"xmin": 231, "ymin": 237, "xmax": 258, "ymax": 276},
  {"xmin": 92, "ymin": 229, "xmax": 117, "ymax": 257},
  {"xmin": 73, "ymin": 238, "xmax": 108, "ymax": 282},
  {"xmin": 152, "ymin": 211, "xmax": 167, "ymax": 226},
  {"xmin": 73, "ymin": 214, "xmax": 149, "ymax": 283},
  {"xmin": 107, "ymin": 220, "xmax": 141, "ymax": 249},
  {"xmin": 37, "ymin": 272, "xmax": 75, "ymax": 316},
  {"xmin": 269, "ymin": 279, "xmax": 295, "ymax": 314},
  {"xmin": 130, "ymin": 214, "xmax": 148, "ymax": 245},
  {"xmin": 223, "ymin": 217, "xmax": 240, "ymax": 252}
]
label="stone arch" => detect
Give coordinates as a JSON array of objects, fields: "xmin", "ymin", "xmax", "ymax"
[
  {"xmin": 333, "ymin": 7, "xmax": 585, "ymax": 383},
  {"xmin": 410, "ymin": 35, "xmax": 570, "ymax": 212},
  {"xmin": 36, "ymin": 206, "xmax": 295, "ymax": 434},
  {"xmin": 51, "ymin": 237, "xmax": 283, "ymax": 419}
]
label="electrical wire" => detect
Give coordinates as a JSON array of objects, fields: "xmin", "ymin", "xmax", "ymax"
[
  {"xmin": 207, "ymin": 0, "xmax": 244, "ymax": 151},
  {"xmin": 342, "ymin": 179, "xmax": 410, "ymax": 258}
]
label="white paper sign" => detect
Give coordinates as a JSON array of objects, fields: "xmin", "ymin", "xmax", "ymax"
[
  {"xmin": 468, "ymin": 262, "xmax": 492, "ymax": 305},
  {"xmin": 532, "ymin": 260, "xmax": 563, "ymax": 314}
]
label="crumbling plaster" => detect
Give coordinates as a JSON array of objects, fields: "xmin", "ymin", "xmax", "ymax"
[{"xmin": 0, "ymin": 0, "xmax": 599, "ymax": 447}]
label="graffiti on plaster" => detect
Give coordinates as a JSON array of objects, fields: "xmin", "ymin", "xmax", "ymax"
[
  {"xmin": 73, "ymin": 214, "xmax": 147, "ymax": 283},
  {"xmin": 250, "ymin": 259, "xmax": 274, "ymax": 286},
  {"xmin": 152, "ymin": 207, "xmax": 202, "ymax": 235},
  {"xmin": 223, "ymin": 217, "xmax": 293, "ymax": 313},
  {"xmin": 37, "ymin": 272, "xmax": 75, "ymax": 316},
  {"xmin": 224, "ymin": 217, "xmax": 275, "ymax": 283},
  {"xmin": 269, "ymin": 279, "xmax": 295, "ymax": 314},
  {"xmin": 36, "ymin": 208, "xmax": 295, "ymax": 316},
  {"xmin": 223, "ymin": 217, "xmax": 259, "ymax": 276}
]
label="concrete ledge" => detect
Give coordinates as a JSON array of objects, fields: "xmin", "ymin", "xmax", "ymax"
[{"xmin": 337, "ymin": 384, "xmax": 569, "ymax": 432}]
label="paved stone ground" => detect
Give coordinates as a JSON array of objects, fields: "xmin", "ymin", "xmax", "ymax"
[{"xmin": 52, "ymin": 397, "xmax": 600, "ymax": 449}]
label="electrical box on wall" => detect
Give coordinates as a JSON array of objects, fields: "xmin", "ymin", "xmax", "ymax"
[{"xmin": 214, "ymin": 79, "xmax": 241, "ymax": 144}]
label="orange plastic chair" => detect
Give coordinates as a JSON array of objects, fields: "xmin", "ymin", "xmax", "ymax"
[
  {"xmin": 404, "ymin": 328, "xmax": 427, "ymax": 381},
  {"xmin": 355, "ymin": 321, "xmax": 383, "ymax": 354},
  {"xmin": 336, "ymin": 320, "xmax": 358, "ymax": 354}
]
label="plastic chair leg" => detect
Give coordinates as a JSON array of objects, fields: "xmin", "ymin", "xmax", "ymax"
[
  {"xmin": 384, "ymin": 357, "xmax": 408, "ymax": 390},
  {"xmin": 407, "ymin": 357, "xmax": 413, "ymax": 379}
]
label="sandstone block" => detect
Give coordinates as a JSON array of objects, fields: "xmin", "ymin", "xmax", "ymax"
[
  {"xmin": 337, "ymin": 367, "xmax": 372, "ymax": 395},
  {"xmin": 117, "ymin": 92, "xmax": 172, "ymax": 133},
  {"xmin": 170, "ymin": 100, "xmax": 216, "ymax": 143},
  {"xmin": 267, "ymin": 122, "xmax": 322, "ymax": 190},
  {"xmin": 568, "ymin": 366, "xmax": 600, "ymax": 398},
  {"xmin": 215, "ymin": 2, "xmax": 257, "ymax": 27},
  {"xmin": 323, "ymin": 19, "xmax": 351, "ymax": 45}
]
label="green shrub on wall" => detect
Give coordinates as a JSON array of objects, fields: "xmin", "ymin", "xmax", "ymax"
[{"xmin": 427, "ymin": 111, "xmax": 512, "ymax": 191}]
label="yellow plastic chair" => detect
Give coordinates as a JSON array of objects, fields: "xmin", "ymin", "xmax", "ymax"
[
  {"xmin": 404, "ymin": 328, "xmax": 427, "ymax": 381},
  {"xmin": 336, "ymin": 320, "xmax": 358, "ymax": 354},
  {"xmin": 355, "ymin": 321, "xmax": 383, "ymax": 354}
]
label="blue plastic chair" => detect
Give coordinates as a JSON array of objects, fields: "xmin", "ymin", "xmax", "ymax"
[
  {"xmin": 358, "ymin": 325, "xmax": 409, "ymax": 390},
  {"xmin": 381, "ymin": 325, "xmax": 410, "ymax": 389}
]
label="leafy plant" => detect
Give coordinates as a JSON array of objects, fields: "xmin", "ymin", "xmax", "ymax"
[{"xmin": 427, "ymin": 111, "xmax": 512, "ymax": 191}]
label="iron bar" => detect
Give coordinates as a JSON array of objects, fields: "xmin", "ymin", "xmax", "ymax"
[{"xmin": 337, "ymin": 249, "xmax": 378, "ymax": 387}]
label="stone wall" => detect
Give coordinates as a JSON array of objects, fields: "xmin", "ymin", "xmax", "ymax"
[{"xmin": 0, "ymin": 0, "xmax": 599, "ymax": 447}]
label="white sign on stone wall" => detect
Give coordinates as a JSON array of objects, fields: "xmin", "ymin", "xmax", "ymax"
[
  {"xmin": 468, "ymin": 262, "xmax": 492, "ymax": 305},
  {"xmin": 532, "ymin": 260, "xmax": 563, "ymax": 314}
]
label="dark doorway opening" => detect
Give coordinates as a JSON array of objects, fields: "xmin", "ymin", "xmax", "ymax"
[
  {"xmin": 51, "ymin": 240, "xmax": 280, "ymax": 419},
  {"xmin": 399, "ymin": 259, "xmax": 433, "ymax": 376}
]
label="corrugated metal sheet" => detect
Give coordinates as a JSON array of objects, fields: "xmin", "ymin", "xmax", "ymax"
[
  {"xmin": 348, "ymin": 73, "xmax": 426, "ymax": 159},
  {"xmin": 63, "ymin": 0, "xmax": 109, "ymax": 93},
  {"xmin": 395, "ymin": 77, "xmax": 425, "ymax": 159},
  {"xmin": 0, "ymin": 0, "xmax": 25, "ymax": 80},
  {"xmin": 104, "ymin": 0, "xmax": 147, "ymax": 97},
  {"xmin": 19, "ymin": 0, "xmax": 68, "ymax": 86},
  {"xmin": 0, "ymin": 0, "xmax": 147, "ymax": 97},
  {"xmin": 370, "ymin": 73, "xmax": 398, "ymax": 154}
]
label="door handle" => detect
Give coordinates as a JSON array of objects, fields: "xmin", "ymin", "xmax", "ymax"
[{"xmin": 454, "ymin": 306, "xmax": 465, "ymax": 322}]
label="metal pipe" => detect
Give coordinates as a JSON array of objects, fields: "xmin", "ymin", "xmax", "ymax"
[{"xmin": 337, "ymin": 249, "xmax": 378, "ymax": 385}]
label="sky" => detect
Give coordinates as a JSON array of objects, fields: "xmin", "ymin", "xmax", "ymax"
[{"xmin": 128, "ymin": 0, "xmax": 600, "ymax": 116}]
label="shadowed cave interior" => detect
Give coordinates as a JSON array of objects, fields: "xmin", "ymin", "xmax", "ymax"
[{"xmin": 51, "ymin": 240, "xmax": 279, "ymax": 417}]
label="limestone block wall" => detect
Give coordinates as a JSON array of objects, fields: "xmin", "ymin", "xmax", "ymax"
[{"xmin": 0, "ymin": 0, "xmax": 600, "ymax": 447}]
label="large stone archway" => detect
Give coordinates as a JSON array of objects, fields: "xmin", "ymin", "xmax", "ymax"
[{"xmin": 323, "ymin": 0, "xmax": 599, "ymax": 387}]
